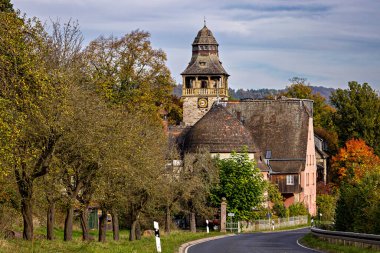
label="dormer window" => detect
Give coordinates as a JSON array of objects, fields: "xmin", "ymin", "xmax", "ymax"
[{"xmin": 199, "ymin": 61, "xmax": 206, "ymax": 67}]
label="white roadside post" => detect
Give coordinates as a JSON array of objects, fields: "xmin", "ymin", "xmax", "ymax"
[
  {"xmin": 206, "ymin": 220, "xmax": 209, "ymax": 233},
  {"xmin": 228, "ymin": 212, "xmax": 235, "ymax": 233},
  {"xmin": 153, "ymin": 221, "xmax": 162, "ymax": 253}
]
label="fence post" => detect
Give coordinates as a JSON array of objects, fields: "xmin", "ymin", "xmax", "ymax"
[{"xmin": 220, "ymin": 198, "xmax": 227, "ymax": 233}]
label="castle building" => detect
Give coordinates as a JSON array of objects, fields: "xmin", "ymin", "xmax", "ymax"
[{"xmin": 173, "ymin": 24, "xmax": 317, "ymax": 215}]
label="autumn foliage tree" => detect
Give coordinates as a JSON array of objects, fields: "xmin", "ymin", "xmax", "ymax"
[
  {"xmin": 331, "ymin": 138, "xmax": 380, "ymax": 184},
  {"xmin": 0, "ymin": 11, "xmax": 66, "ymax": 240},
  {"xmin": 84, "ymin": 30, "xmax": 175, "ymax": 113}
]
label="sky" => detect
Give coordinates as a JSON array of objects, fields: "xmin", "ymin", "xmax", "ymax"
[{"xmin": 12, "ymin": 0, "xmax": 380, "ymax": 91}]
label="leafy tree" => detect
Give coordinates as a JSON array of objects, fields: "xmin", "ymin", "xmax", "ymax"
[
  {"xmin": 330, "ymin": 81, "xmax": 380, "ymax": 155},
  {"xmin": 272, "ymin": 203, "xmax": 287, "ymax": 218},
  {"xmin": 0, "ymin": 12, "xmax": 65, "ymax": 240},
  {"xmin": 316, "ymin": 194, "xmax": 336, "ymax": 222},
  {"xmin": 212, "ymin": 152, "xmax": 266, "ymax": 221},
  {"xmin": 42, "ymin": 19, "xmax": 85, "ymax": 241},
  {"xmin": 156, "ymin": 145, "xmax": 183, "ymax": 234},
  {"xmin": 84, "ymin": 30, "xmax": 175, "ymax": 113},
  {"xmin": 182, "ymin": 149, "xmax": 218, "ymax": 232},
  {"xmin": 0, "ymin": 0, "xmax": 14, "ymax": 13},
  {"xmin": 331, "ymin": 138, "xmax": 380, "ymax": 184},
  {"xmin": 288, "ymin": 203, "xmax": 308, "ymax": 217},
  {"xmin": 335, "ymin": 168, "xmax": 380, "ymax": 233},
  {"xmin": 166, "ymin": 95, "xmax": 183, "ymax": 125},
  {"xmin": 268, "ymin": 183, "xmax": 286, "ymax": 217},
  {"xmin": 57, "ymin": 85, "xmax": 118, "ymax": 242},
  {"xmin": 116, "ymin": 112, "xmax": 168, "ymax": 241}
]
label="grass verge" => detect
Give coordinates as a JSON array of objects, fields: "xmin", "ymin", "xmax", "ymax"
[
  {"xmin": 0, "ymin": 229, "xmax": 222, "ymax": 253},
  {"xmin": 300, "ymin": 233, "xmax": 379, "ymax": 253}
]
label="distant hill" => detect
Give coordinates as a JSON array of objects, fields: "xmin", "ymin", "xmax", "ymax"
[
  {"xmin": 311, "ymin": 86, "xmax": 336, "ymax": 101},
  {"xmin": 173, "ymin": 85, "xmax": 335, "ymax": 102},
  {"xmin": 228, "ymin": 88, "xmax": 282, "ymax": 100}
]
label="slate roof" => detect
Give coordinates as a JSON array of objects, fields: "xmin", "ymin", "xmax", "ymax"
[
  {"xmin": 269, "ymin": 161, "xmax": 305, "ymax": 174},
  {"xmin": 181, "ymin": 54, "xmax": 229, "ymax": 75},
  {"xmin": 224, "ymin": 98, "xmax": 313, "ymax": 174},
  {"xmin": 183, "ymin": 104, "xmax": 257, "ymax": 154},
  {"xmin": 181, "ymin": 25, "xmax": 229, "ymax": 76},
  {"xmin": 192, "ymin": 25, "xmax": 218, "ymax": 45}
]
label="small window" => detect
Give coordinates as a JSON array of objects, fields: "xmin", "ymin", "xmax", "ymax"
[
  {"xmin": 265, "ymin": 150, "xmax": 272, "ymax": 159},
  {"xmin": 286, "ymin": 175, "xmax": 294, "ymax": 185}
]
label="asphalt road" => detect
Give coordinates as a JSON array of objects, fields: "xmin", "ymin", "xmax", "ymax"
[{"xmin": 187, "ymin": 228, "xmax": 317, "ymax": 253}]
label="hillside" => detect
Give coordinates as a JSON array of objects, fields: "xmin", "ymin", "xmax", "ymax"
[{"xmin": 173, "ymin": 84, "xmax": 335, "ymax": 102}]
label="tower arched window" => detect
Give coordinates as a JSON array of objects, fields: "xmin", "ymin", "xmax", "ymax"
[{"xmin": 201, "ymin": 80, "xmax": 207, "ymax": 88}]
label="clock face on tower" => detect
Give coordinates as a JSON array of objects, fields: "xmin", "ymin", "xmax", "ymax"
[{"xmin": 198, "ymin": 98, "xmax": 208, "ymax": 108}]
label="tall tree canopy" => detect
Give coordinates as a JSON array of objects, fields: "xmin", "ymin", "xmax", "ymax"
[
  {"xmin": 0, "ymin": 12, "xmax": 66, "ymax": 239},
  {"xmin": 335, "ymin": 168, "xmax": 380, "ymax": 234},
  {"xmin": 330, "ymin": 81, "xmax": 380, "ymax": 155},
  {"xmin": 182, "ymin": 150, "xmax": 219, "ymax": 232},
  {"xmin": 84, "ymin": 30, "xmax": 175, "ymax": 112}
]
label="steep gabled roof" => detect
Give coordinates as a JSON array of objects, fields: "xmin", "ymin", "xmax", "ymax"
[{"xmin": 225, "ymin": 98, "xmax": 313, "ymax": 173}]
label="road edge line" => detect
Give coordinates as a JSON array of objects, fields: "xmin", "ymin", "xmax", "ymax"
[
  {"xmin": 297, "ymin": 238, "xmax": 324, "ymax": 253},
  {"xmin": 178, "ymin": 234, "xmax": 235, "ymax": 253}
]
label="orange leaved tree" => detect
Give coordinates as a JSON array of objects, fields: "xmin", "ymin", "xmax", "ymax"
[{"xmin": 331, "ymin": 138, "xmax": 380, "ymax": 184}]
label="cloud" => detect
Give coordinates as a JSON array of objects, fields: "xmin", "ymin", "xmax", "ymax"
[{"xmin": 12, "ymin": 0, "xmax": 380, "ymax": 90}]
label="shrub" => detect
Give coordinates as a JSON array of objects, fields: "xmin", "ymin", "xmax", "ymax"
[
  {"xmin": 316, "ymin": 194, "xmax": 337, "ymax": 222},
  {"xmin": 288, "ymin": 203, "xmax": 308, "ymax": 216}
]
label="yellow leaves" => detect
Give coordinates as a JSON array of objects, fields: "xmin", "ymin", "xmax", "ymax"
[{"xmin": 84, "ymin": 30, "xmax": 174, "ymax": 114}]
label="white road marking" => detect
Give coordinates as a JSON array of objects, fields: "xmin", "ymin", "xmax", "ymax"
[{"xmin": 297, "ymin": 239, "xmax": 324, "ymax": 252}]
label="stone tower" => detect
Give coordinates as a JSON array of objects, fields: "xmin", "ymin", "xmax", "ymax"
[{"xmin": 181, "ymin": 24, "xmax": 229, "ymax": 126}]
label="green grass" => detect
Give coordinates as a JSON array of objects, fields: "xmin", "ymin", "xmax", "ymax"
[
  {"xmin": 300, "ymin": 233, "xmax": 380, "ymax": 253},
  {"xmin": 0, "ymin": 228, "xmax": 222, "ymax": 253}
]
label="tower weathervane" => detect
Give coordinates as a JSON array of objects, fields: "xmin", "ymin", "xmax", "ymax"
[{"xmin": 204, "ymin": 16, "xmax": 206, "ymax": 27}]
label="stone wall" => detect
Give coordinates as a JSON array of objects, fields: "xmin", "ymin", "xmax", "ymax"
[{"xmin": 183, "ymin": 97, "xmax": 220, "ymax": 126}]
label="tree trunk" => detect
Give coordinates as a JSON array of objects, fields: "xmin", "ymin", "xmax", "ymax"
[
  {"xmin": 79, "ymin": 208, "xmax": 90, "ymax": 241},
  {"xmin": 165, "ymin": 205, "xmax": 171, "ymax": 234},
  {"xmin": 98, "ymin": 208, "xmax": 107, "ymax": 243},
  {"xmin": 64, "ymin": 205, "xmax": 74, "ymax": 241},
  {"xmin": 190, "ymin": 212, "xmax": 196, "ymax": 233},
  {"xmin": 21, "ymin": 196, "xmax": 34, "ymax": 240},
  {"xmin": 46, "ymin": 202, "xmax": 55, "ymax": 240},
  {"xmin": 111, "ymin": 210, "xmax": 119, "ymax": 241},
  {"xmin": 136, "ymin": 221, "xmax": 141, "ymax": 240},
  {"xmin": 129, "ymin": 219, "xmax": 137, "ymax": 241}
]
